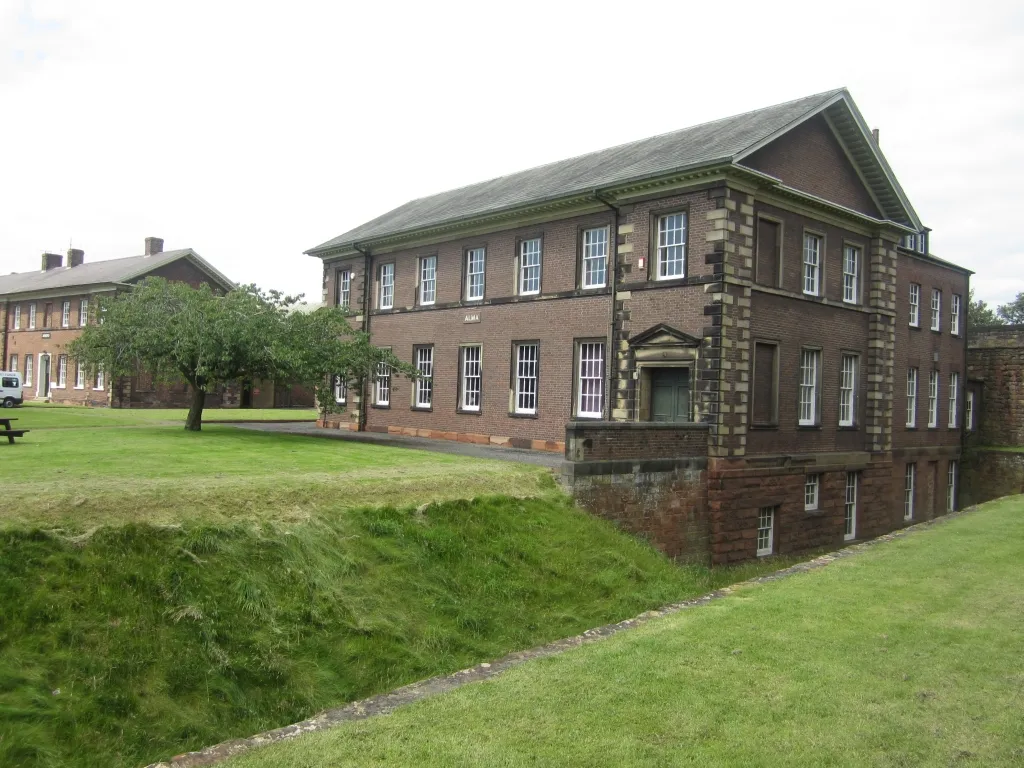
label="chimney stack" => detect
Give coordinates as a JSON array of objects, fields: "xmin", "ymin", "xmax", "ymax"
[
  {"xmin": 872, "ymin": 128, "xmax": 880, "ymax": 145},
  {"xmin": 67, "ymin": 248, "xmax": 85, "ymax": 267},
  {"xmin": 41, "ymin": 252, "xmax": 63, "ymax": 271},
  {"xmin": 144, "ymin": 237, "xmax": 164, "ymax": 256}
]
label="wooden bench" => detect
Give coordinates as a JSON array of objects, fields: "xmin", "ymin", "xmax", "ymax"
[{"xmin": 0, "ymin": 417, "xmax": 28, "ymax": 444}]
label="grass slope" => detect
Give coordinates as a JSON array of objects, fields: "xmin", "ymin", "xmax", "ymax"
[
  {"xmin": 0, "ymin": 497, "xmax": 791, "ymax": 768},
  {"xmin": 227, "ymin": 496, "xmax": 1024, "ymax": 768},
  {"xmin": 1, "ymin": 423, "xmax": 552, "ymax": 530}
]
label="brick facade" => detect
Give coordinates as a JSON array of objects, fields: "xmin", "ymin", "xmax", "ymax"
[
  {"xmin": 966, "ymin": 325, "xmax": 1024, "ymax": 447},
  {"xmin": 311, "ymin": 95, "xmax": 970, "ymax": 563}
]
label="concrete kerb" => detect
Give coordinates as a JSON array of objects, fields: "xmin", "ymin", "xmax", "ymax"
[{"xmin": 146, "ymin": 504, "xmax": 981, "ymax": 768}]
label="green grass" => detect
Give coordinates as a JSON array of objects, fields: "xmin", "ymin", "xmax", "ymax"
[
  {"xmin": 0, "ymin": 497, "xmax": 794, "ymax": 768},
  {"xmin": 7, "ymin": 401, "xmax": 317, "ymax": 429},
  {"xmin": 226, "ymin": 497, "xmax": 1024, "ymax": 768},
  {"xmin": 1, "ymin": 422, "xmax": 554, "ymax": 530}
]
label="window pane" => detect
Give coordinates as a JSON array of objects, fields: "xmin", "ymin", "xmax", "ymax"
[
  {"xmin": 577, "ymin": 342, "xmax": 604, "ymax": 417},
  {"xmin": 582, "ymin": 228, "xmax": 608, "ymax": 288},
  {"xmin": 657, "ymin": 213, "xmax": 686, "ymax": 279},
  {"xmin": 461, "ymin": 346, "xmax": 482, "ymax": 410},
  {"xmin": 844, "ymin": 472, "xmax": 858, "ymax": 540},
  {"xmin": 843, "ymin": 246, "xmax": 859, "ymax": 303},
  {"xmin": 380, "ymin": 264, "xmax": 394, "ymax": 309},
  {"xmin": 515, "ymin": 344, "xmax": 538, "ymax": 414},
  {"xmin": 520, "ymin": 239, "xmax": 541, "ymax": 294},
  {"xmin": 906, "ymin": 368, "xmax": 917, "ymax": 427},
  {"xmin": 839, "ymin": 354, "xmax": 856, "ymax": 426},
  {"xmin": 415, "ymin": 347, "xmax": 433, "ymax": 406},
  {"xmin": 420, "ymin": 257, "xmax": 437, "ymax": 305},
  {"xmin": 757, "ymin": 507, "xmax": 774, "ymax": 556},
  {"xmin": 466, "ymin": 248, "xmax": 485, "ymax": 300},
  {"xmin": 803, "ymin": 235, "xmax": 820, "ymax": 295},
  {"xmin": 799, "ymin": 349, "xmax": 819, "ymax": 425}
]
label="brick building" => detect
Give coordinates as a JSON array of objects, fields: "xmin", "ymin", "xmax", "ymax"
[
  {"xmin": 306, "ymin": 89, "xmax": 969, "ymax": 563},
  {"xmin": 0, "ymin": 238, "xmax": 236, "ymax": 407}
]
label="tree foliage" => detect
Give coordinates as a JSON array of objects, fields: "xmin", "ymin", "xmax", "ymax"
[
  {"xmin": 67, "ymin": 278, "xmax": 412, "ymax": 431},
  {"xmin": 968, "ymin": 288, "xmax": 1001, "ymax": 328},
  {"xmin": 996, "ymin": 291, "xmax": 1024, "ymax": 325}
]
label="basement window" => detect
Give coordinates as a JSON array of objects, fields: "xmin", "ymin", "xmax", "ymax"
[
  {"xmin": 804, "ymin": 475, "xmax": 820, "ymax": 511},
  {"xmin": 757, "ymin": 507, "xmax": 775, "ymax": 556}
]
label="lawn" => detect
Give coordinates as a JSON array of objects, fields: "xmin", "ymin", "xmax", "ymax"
[
  {"xmin": 6, "ymin": 401, "xmax": 317, "ymax": 429},
  {"xmin": 0, "ymin": 408, "xmax": 552, "ymax": 530},
  {"xmin": 0, "ymin": 405, "xmax": 805, "ymax": 767},
  {"xmin": 227, "ymin": 496, "xmax": 1024, "ymax": 768}
]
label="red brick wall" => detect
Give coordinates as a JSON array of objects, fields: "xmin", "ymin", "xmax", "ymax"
[
  {"xmin": 740, "ymin": 114, "xmax": 882, "ymax": 218},
  {"xmin": 966, "ymin": 326, "xmax": 1024, "ymax": 447},
  {"xmin": 366, "ymin": 296, "xmax": 608, "ymax": 443},
  {"xmin": 892, "ymin": 250, "xmax": 968, "ymax": 451},
  {"xmin": 747, "ymin": 291, "xmax": 870, "ymax": 454}
]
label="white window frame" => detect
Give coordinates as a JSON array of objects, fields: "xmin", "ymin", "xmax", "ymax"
[
  {"xmin": 465, "ymin": 248, "xmax": 485, "ymax": 301},
  {"xmin": 965, "ymin": 390, "xmax": 974, "ymax": 432},
  {"xmin": 576, "ymin": 341, "xmax": 604, "ymax": 418},
  {"xmin": 947, "ymin": 461, "xmax": 957, "ymax": 512},
  {"xmin": 950, "ymin": 294, "xmax": 961, "ymax": 336},
  {"xmin": 374, "ymin": 362, "xmax": 390, "ymax": 406},
  {"xmin": 419, "ymin": 256, "xmax": 437, "ymax": 306},
  {"xmin": 514, "ymin": 343, "xmax": 538, "ymax": 415},
  {"xmin": 379, "ymin": 263, "xmax": 395, "ymax": 310},
  {"xmin": 804, "ymin": 474, "xmax": 820, "ymax": 511},
  {"xmin": 842, "ymin": 245, "xmax": 860, "ymax": 304},
  {"xmin": 333, "ymin": 375, "xmax": 346, "ymax": 405},
  {"xmin": 802, "ymin": 233, "xmax": 821, "ymax": 296},
  {"xmin": 29, "ymin": 303, "xmax": 37, "ymax": 330},
  {"xmin": 844, "ymin": 472, "xmax": 858, "ymax": 541},
  {"xmin": 56, "ymin": 354, "xmax": 67, "ymax": 388},
  {"xmin": 948, "ymin": 372, "xmax": 959, "ymax": 427},
  {"xmin": 656, "ymin": 212, "xmax": 687, "ymax": 280},
  {"xmin": 581, "ymin": 227, "xmax": 608, "ymax": 289},
  {"xmin": 75, "ymin": 361, "xmax": 85, "ymax": 389},
  {"xmin": 519, "ymin": 238, "xmax": 541, "ymax": 296},
  {"xmin": 79, "ymin": 298, "xmax": 89, "ymax": 326},
  {"xmin": 94, "ymin": 364, "xmax": 104, "ymax": 391},
  {"xmin": 13, "ymin": 305, "xmax": 20, "ymax": 330},
  {"xmin": 904, "ymin": 463, "xmax": 916, "ymax": 521},
  {"xmin": 61, "ymin": 300, "xmax": 71, "ymax": 328},
  {"xmin": 9, "ymin": 354, "xmax": 17, "ymax": 373},
  {"xmin": 799, "ymin": 348, "xmax": 821, "ymax": 426},
  {"xmin": 839, "ymin": 353, "xmax": 857, "ymax": 427},
  {"xmin": 906, "ymin": 368, "xmax": 918, "ymax": 428},
  {"xmin": 909, "ymin": 284, "xmax": 920, "ymax": 327},
  {"xmin": 928, "ymin": 370, "xmax": 939, "ymax": 428},
  {"xmin": 337, "ymin": 271, "xmax": 351, "ymax": 309},
  {"xmin": 930, "ymin": 289, "xmax": 941, "ymax": 331},
  {"xmin": 25, "ymin": 356, "xmax": 33, "ymax": 387},
  {"xmin": 460, "ymin": 345, "xmax": 482, "ymax": 412},
  {"xmin": 756, "ymin": 507, "xmax": 774, "ymax": 556},
  {"xmin": 414, "ymin": 346, "xmax": 433, "ymax": 407}
]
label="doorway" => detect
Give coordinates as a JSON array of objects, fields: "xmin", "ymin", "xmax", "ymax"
[
  {"xmin": 39, "ymin": 355, "xmax": 51, "ymax": 398},
  {"xmin": 650, "ymin": 368, "xmax": 691, "ymax": 422}
]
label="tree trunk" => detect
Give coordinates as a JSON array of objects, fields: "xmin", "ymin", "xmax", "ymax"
[{"xmin": 185, "ymin": 385, "xmax": 206, "ymax": 431}]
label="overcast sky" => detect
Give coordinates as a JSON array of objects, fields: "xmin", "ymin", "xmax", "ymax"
[{"xmin": 2, "ymin": 0, "xmax": 1021, "ymax": 306}]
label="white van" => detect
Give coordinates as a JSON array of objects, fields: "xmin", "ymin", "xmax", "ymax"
[{"xmin": 0, "ymin": 371, "xmax": 24, "ymax": 408}]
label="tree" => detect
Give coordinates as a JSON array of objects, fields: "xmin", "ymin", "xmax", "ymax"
[
  {"xmin": 996, "ymin": 291, "xmax": 1024, "ymax": 325},
  {"xmin": 280, "ymin": 305, "xmax": 416, "ymax": 420},
  {"xmin": 968, "ymin": 288, "xmax": 1001, "ymax": 328}
]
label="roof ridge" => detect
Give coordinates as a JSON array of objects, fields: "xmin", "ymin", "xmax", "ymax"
[{"xmin": 402, "ymin": 88, "xmax": 847, "ymax": 205}]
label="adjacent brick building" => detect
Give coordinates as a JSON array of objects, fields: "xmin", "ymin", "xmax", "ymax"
[
  {"xmin": 0, "ymin": 238, "xmax": 237, "ymax": 407},
  {"xmin": 306, "ymin": 89, "xmax": 970, "ymax": 563}
]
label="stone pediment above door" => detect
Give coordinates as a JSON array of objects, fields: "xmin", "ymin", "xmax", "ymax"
[{"xmin": 629, "ymin": 324, "xmax": 701, "ymax": 362}]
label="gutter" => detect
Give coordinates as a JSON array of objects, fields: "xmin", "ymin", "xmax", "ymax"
[
  {"xmin": 353, "ymin": 242, "xmax": 372, "ymax": 432},
  {"xmin": 593, "ymin": 190, "xmax": 620, "ymax": 422}
]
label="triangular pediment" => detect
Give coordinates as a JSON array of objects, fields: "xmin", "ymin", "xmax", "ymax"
[
  {"xmin": 629, "ymin": 324, "xmax": 701, "ymax": 348},
  {"xmin": 733, "ymin": 89, "xmax": 921, "ymax": 230}
]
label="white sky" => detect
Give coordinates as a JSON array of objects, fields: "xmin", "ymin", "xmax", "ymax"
[{"xmin": 2, "ymin": 0, "xmax": 1022, "ymax": 306}]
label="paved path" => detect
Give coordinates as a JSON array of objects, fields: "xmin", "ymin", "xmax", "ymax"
[{"xmin": 231, "ymin": 422, "xmax": 563, "ymax": 468}]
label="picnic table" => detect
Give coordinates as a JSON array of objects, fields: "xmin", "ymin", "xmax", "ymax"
[{"xmin": 0, "ymin": 417, "xmax": 29, "ymax": 444}]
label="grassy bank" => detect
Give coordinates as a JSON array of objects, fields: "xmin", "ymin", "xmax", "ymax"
[
  {"xmin": 0, "ymin": 496, "xmax": 792, "ymax": 768},
  {"xmin": 227, "ymin": 496, "xmax": 1024, "ymax": 768}
]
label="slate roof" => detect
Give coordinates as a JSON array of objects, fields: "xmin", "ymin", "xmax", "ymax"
[
  {"xmin": 0, "ymin": 249, "xmax": 235, "ymax": 297},
  {"xmin": 308, "ymin": 88, "xmax": 879, "ymax": 255}
]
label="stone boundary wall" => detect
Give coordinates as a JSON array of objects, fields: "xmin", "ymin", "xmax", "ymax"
[
  {"xmin": 960, "ymin": 449, "xmax": 1024, "ymax": 507},
  {"xmin": 562, "ymin": 421, "xmax": 710, "ymax": 562},
  {"xmin": 318, "ymin": 416, "xmax": 565, "ymax": 453},
  {"xmin": 967, "ymin": 324, "xmax": 1024, "ymax": 448}
]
